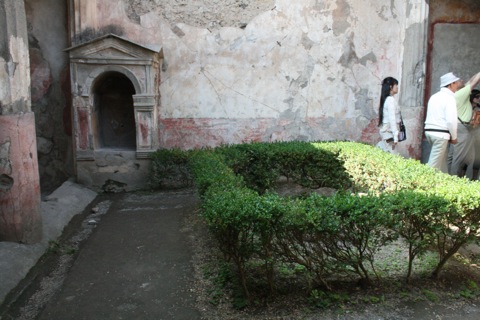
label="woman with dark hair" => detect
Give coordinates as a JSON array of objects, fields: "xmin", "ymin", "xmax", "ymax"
[{"xmin": 377, "ymin": 77, "xmax": 400, "ymax": 152}]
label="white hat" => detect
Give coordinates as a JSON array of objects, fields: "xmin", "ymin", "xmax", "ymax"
[{"xmin": 440, "ymin": 72, "xmax": 460, "ymax": 87}]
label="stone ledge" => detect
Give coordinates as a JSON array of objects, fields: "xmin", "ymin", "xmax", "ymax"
[{"xmin": 0, "ymin": 180, "xmax": 97, "ymax": 306}]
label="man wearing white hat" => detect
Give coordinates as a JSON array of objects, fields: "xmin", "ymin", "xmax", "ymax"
[
  {"xmin": 448, "ymin": 71, "xmax": 480, "ymax": 177},
  {"xmin": 424, "ymin": 72, "xmax": 461, "ymax": 173}
]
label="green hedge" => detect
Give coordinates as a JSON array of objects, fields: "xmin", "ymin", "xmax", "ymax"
[
  {"xmin": 217, "ymin": 141, "xmax": 352, "ymax": 193},
  {"xmin": 149, "ymin": 148, "xmax": 193, "ymax": 189},
  {"xmin": 150, "ymin": 141, "xmax": 480, "ymax": 301}
]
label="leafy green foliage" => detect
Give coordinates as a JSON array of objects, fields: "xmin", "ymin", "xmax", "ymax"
[
  {"xmin": 381, "ymin": 191, "xmax": 450, "ymax": 282},
  {"xmin": 149, "ymin": 140, "xmax": 480, "ymax": 305},
  {"xmin": 308, "ymin": 289, "xmax": 349, "ymax": 309},
  {"xmin": 149, "ymin": 148, "xmax": 193, "ymax": 189},
  {"xmin": 313, "ymin": 193, "xmax": 395, "ymax": 283},
  {"xmin": 217, "ymin": 141, "xmax": 352, "ymax": 194},
  {"xmin": 457, "ymin": 280, "xmax": 480, "ymax": 299},
  {"xmin": 422, "ymin": 289, "xmax": 439, "ymax": 302}
]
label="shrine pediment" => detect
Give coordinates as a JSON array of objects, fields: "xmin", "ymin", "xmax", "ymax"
[{"xmin": 65, "ymin": 33, "xmax": 163, "ymax": 62}]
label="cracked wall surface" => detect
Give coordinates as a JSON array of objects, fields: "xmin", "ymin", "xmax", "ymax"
[
  {"xmin": 0, "ymin": 35, "xmax": 31, "ymax": 115},
  {"xmin": 17, "ymin": 0, "xmax": 480, "ymax": 191},
  {"xmin": 67, "ymin": 0, "xmax": 420, "ymax": 154},
  {"xmin": 0, "ymin": 0, "xmax": 42, "ymax": 244},
  {"xmin": 0, "ymin": 0, "xmax": 31, "ymax": 116},
  {"xmin": 115, "ymin": 0, "xmax": 423, "ymax": 154},
  {"xmin": 0, "ymin": 112, "xmax": 42, "ymax": 243},
  {"xmin": 29, "ymin": 0, "xmax": 438, "ymax": 169},
  {"xmin": 125, "ymin": 0, "xmax": 276, "ymax": 30}
]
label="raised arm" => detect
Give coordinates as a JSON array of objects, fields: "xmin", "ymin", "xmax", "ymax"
[{"xmin": 466, "ymin": 71, "xmax": 480, "ymax": 88}]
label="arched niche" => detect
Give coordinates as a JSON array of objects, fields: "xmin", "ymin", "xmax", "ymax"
[
  {"xmin": 91, "ymin": 71, "xmax": 136, "ymax": 150},
  {"xmin": 86, "ymin": 65, "xmax": 143, "ymax": 96}
]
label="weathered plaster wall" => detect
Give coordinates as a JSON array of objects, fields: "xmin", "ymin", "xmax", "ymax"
[
  {"xmin": 0, "ymin": 0, "xmax": 42, "ymax": 244},
  {"xmin": 124, "ymin": 0, "xmax": 275, "ymax": 30},
  {"xmin": 0, "ymin": 1, "xmax": 31, "ymax": 115},
  {"xmin": 0, "ymin": 113, "xmax": 42, "ymax": 243},
  {"xmin": 426, "ymin": 0, "xmax": 480, "ymax": 100},
  {"xmin": 428, "ymin": 0, "xmax": 480, "ymax": 23},
  {"xmin": 397, "ymin": 2, "xmax": 429, "ymax": 159},
  {"xmin": 70, "ymin": 0, "xmax": 425, "ymax": 159},
  {"xmin": 25, "ymin": 0, "xmax": 73, "ymax": 194},
  {"xmin": 419, "ymin": 0, "xmax": 480, "ymax": 163},
  {"xmin": 23, "ymin": 0, "xmax": 480, "ymax": 190},
  {"xmin": 430, "ymin": 24, "xmax": 480, "ymax": 91}
]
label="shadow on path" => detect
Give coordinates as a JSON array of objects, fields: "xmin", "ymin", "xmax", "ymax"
[{"xmin": 5, "ymin": 189, "xmax": 202, "ymax": 320}]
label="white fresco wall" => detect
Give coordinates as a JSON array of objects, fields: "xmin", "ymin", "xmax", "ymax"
[{"xmin": 70, "ymin": 0, "xmax": 429, "ymax": 158}]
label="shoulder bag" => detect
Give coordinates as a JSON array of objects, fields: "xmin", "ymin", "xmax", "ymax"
[{"xmin": 398, "ymin": 114, "xmax": 406, "ymax": 142}]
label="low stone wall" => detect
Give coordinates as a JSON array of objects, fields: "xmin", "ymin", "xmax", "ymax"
[{"xmin": 76, "ymin": 150, "xmax": 151, "ymax": 192}]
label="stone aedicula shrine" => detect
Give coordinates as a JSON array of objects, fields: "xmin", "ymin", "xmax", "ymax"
[{"xmin": 66, "ymin": 34, "xmax": 163, "ymax": 191}]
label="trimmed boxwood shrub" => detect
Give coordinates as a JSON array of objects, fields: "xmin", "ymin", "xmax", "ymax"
[
  {"xmin": 149, "ymin": 148, "xmax": 193, "ymax": 189},
  {"xmin": 217, "ymin": 141, "xmax": 352, "ymax": 194},
  {"xmin": 150, "ymin": 141, "xmax": 480, "ymax": 301}
]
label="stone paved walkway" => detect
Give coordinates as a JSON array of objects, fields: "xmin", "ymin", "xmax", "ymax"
[{"xmin": 1, "ymin": 189, "xmax": 201, "ymax": 320}]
